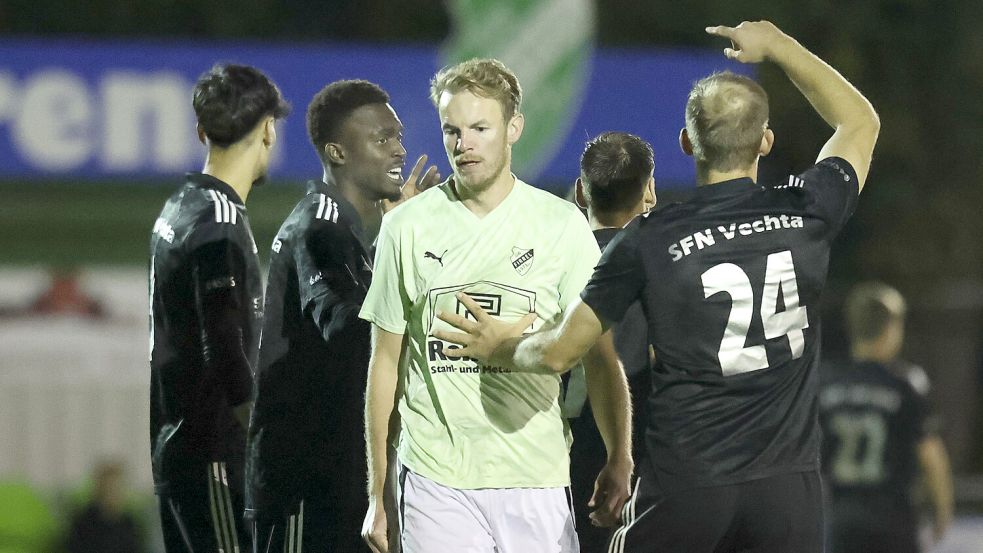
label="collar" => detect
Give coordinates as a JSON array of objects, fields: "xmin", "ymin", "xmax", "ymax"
[
  {"xmin": 186, "ymin": 172, "xmax": 245, "ymax": 205},
  {"xmin": 693, "ymin": 177, "xmax": 760, "ymax": 199}
]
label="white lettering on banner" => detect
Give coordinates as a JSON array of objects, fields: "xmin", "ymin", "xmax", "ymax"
[
  {"xmin": 0, "ymin": 72, "xmax": 17, "ymax": 120},
  {"xmin": 102, "ymin": 71, "xmax": 194, "ymax": 171},
  {"xmin": 0, "ymin": 69, "xmax": 235, "ymax": 174},
  {"xmin": 13, "ymin": 70, "xmax": 94, "ymax": 170}
]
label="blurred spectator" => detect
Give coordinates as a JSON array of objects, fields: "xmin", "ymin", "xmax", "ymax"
[
  {"xmin": 29, "ymin": 267, "xmax": 105, "ymax": 318},
  {"xmin": 64, "ymin": 461, "xmax": 146, "ymax": 553},
  {"xmin": 819, "ymin": 282, "xmax": 954, "ymax": 553}
]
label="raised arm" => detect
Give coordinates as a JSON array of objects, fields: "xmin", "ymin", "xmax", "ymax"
[
  {"xmin": 362, "ymin": 325, "xmax": 404, "ymax": 553},
  {"xmin": 707, "ymin": 21, "xmax": 880, "ymax": 190}
]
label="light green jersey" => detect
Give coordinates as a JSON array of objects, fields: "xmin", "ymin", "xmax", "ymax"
[{"xmin": 359, "ymin": 177, "xmax": 601, "ymax": 489}]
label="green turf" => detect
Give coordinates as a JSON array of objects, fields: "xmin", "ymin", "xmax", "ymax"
[{"xmin": 0, "ymin": 180, "xmax": 307, "ymax": 267}]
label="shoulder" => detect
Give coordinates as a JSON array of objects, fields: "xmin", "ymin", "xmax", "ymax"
[
  {"xmin": 780, "ymin": 157, "xmax": 858, "ymax": 191},
  {"xmin": 893, "ymin": 361, "xmax": 931, "ymax": 397},
  {"xmin": 517, "ymin": 179, "xmax": 583, "ymax": 220},
  {"xmin": 381, "ymin": 182, "xmax": 452, "ymax": 232}
]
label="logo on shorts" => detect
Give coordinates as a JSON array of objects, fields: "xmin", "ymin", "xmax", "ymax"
[{"xmin": 510, "ymin": 247, "xmax": 534, "ymax": 276}]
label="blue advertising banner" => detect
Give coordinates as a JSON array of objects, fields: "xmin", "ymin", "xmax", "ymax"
[{"xmin": 0, "ymin": 38, "xmax": 746, "ymax": 188}]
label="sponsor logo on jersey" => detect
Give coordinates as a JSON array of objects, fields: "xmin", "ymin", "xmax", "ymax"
[
  {"xmin": 309, "ymin": 271, "xmax": 323, "ymax": 286},
  {"xmin": 272, "ymin": 238, "xmax": 282, "ymax": 253},
  {"xmin": 457, "ymin": 293, "xmax": 501, "ymax": 319},
  {"xmin": 510, "ymin": 247, "xmax": 534, "ymax": 275},
  {"xmin": 424, "ymin": 249, "xmax": 447, "ymax": 266}
]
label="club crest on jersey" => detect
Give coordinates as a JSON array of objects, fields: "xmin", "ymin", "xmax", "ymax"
[{"xmin": 510, "ymin": 247, "xmax": 534, "ymax": 276}]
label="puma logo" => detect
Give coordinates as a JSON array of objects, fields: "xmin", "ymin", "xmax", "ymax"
[{"xmin": 424, "ymin": 249, "xmax": 447, "ymax": 266}]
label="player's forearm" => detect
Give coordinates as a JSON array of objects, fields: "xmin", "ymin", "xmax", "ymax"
[
  {"xmin": 496, "ymin": 327, "xmax": 578, "ymax": 375},
  {"xmin": 768, "ymin": 33, "xmax": 879, "ymax": 135},
  {"xmin": 919, "ymin": 436, "xmax": 955, "ymax": 531},
  {"xmin": 365, "ymin": 359, "xmax": 399, "ymax": 497},
  {"xmin": 582, "ymin": 334, "xmax": 633, "ymax": 461}
]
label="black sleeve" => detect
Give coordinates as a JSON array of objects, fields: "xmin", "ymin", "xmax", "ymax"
[
  {"xmin": 296, "ymin": 220, "xmax": 365, "ymax": 343},
  {"xmin": 798, "ymin": 156, "xmax": 860, "ymax": 235},
  {"xmin": 191, "ymin": 238, "xmax": 253, "ymax": 407},
  {"xmin": 580, "ymin": 218, "xmax": 646, "ymax": 325}
]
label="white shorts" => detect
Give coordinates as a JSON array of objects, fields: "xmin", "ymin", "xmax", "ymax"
[{"xmin": 398, "ymin": 467, "xmax": 580, "ymax": 553}]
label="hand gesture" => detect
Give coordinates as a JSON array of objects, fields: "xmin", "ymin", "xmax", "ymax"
[
  {"xmin": 705, "ymin": 20, "xmax": 787, "ymax": 64},
  {"xmin": 433, "ymin": 292, "xmax": 537, "ymax": 363},
  {"xmin": 588, "ymin": 456, "xmax": 634, "ymax": 528},
  {"xmin": 382, "ymin": 154, "xmax": 441, "ymax": 213},
  {"xmin": 361, "ymin": 495, "xmax": 389, "ymax": 553}
]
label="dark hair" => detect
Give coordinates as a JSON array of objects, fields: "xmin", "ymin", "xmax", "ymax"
[
  {"xmin": 580, "ymin": 132, "xmax": 655, "ymax": 213},
  {"xmin": 685, "ymin": 71, "xmax": 769, "ymax": 173},
  {"xmin": 192, "ymin": 64, "xmax": 290, "ymax": 147},
  {"xmin": 844, "ymin": 282, "xmax": 907, "ymax": 342},
  {"xmin": 307, "ymin": 80, "xmax": 391, "ymax": 163}
]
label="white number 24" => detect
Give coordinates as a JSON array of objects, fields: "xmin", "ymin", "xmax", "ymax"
[{"xmin": 701, "ymin": 250, "xmax": 809, "ymax": 376}]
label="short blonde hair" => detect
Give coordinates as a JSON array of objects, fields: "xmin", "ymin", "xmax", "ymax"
[{"xmin": 430, "ymin": 58, "xmax": 522, "ymax": 120}]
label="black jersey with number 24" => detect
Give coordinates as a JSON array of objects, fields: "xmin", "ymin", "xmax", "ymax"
[{"xmin": 581, "ymin": 157, "xmax": 859, "ymax": 494}]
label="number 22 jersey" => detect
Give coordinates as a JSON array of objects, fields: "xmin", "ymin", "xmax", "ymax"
[{"xmin": 581, "ymin": 157, "xmax": 859, "ymax": 493}]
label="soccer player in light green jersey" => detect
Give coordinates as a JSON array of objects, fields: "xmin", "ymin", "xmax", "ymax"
[{"xmin": 359, "ymin": 58, "xmax": 633, "ymax": 553}]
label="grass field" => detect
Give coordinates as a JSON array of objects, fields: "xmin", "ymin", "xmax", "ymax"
[
  {"xmin": 0, "ymin": 178, "xmax": 580, "ymax": 267},
  {"xmin": 1, "ymin": 180, "xmax": 309, "ymax": 267}
]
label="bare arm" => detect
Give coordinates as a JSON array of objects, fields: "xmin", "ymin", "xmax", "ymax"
[
  {"xmin": 362, "ymin": 325, "xmax": 405, "ymax": 553},
  {"xmin": 707, "ymin": 21, "xmax": 880, "ymax": 190},
  {"xmin": 918, "ymin": 435, "xmax": 955, "ymax": 542},
  {"xmin": 581, "ymin": 332, "xmax": 633, "ymax": 526},
  {"xmin": 435, "ymin": 295, "xmax": 607, "ymax": 375}
]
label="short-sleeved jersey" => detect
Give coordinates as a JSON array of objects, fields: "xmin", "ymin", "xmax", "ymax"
[
  {"xmin": 149, "ymin": 173, "xmax": 262, "ymax": 489},
  {"xmin": 581, "ymin": 157, "xmax": 859, "ymax": 493},
  {"xmin": 246, "ymin": 181, "xmax": 373, "ymax": 517},
  {"xmin": 819, "ymin": 360, "xmax": 931, "ymax": 514},
  {"xmin": 359, "ymin": 178, "xmax": 600, "ymax": 489}
]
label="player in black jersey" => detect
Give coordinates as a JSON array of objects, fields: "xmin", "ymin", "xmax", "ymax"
[
  {"xmin": 565, "ymin": 131, "xmax": 655, "ymax": 552},
  {"xmin": 820, "ymin": 283, "xmax": 954, "ymax": 553},
  {"xmin": 149, "ymin": 63, "xmax": 289, "ymax": 553},
  {"xmin": 434, "ymin": 21, "xmax": 880, "ymax": 553},
  {"xmin": 245, "ymin": 80, "xmax": 438, "ymax": 553}
]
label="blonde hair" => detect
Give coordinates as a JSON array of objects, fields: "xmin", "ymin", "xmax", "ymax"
[
  {"xmin": 685, "ymin": 71, "xmax": 769, "ymax": 173},
  {"xmin": 430, "ymin": 58, "xmax": 522, "ymax": 120}
]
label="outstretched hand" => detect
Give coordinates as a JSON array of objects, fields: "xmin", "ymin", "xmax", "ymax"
[
  {"xmin": 381, "ymin": 154, "xmax": 441, "ymax": 213},
  {"xmin": 433, "ymin": 293, "xmax": 537, "ymax": 363},
  {"xmin": 705, "ymin": 20, "xmax": 788, "ymax": 64}
]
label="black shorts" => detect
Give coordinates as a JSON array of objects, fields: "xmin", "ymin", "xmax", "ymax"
[
  {"xmin": 249, "ymin": 479, "xmax": 370, "ymax": 553},
  {"xmin": 607, "ymin": 462, "xmax": 823, "ymax": 553},
  {"xmin": 158, "ymin": 461, "xmax": 251, "ymax": 553}
]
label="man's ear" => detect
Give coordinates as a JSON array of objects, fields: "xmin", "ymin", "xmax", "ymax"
[
  {"xmin": 760, "ymin": 127, "xmax": 774, "ymax": 157},
  {"xmin": 507, "ymin": 113, "xmax": 525, "ymax": 145},
  {"xmin": 679, "ymin": 128, "xmax": 693, "ymax": 156},
  {"xmin": 574, "ymin": 178, "xmax": 588, "ymax": 209},
  {"xmin": 197, "ymin": 124, "xmax": 207, "ymax": 145},
  {"xmin": 643, "ymin": 175, "xmax": 656, "ymax": 209},
  {"xmin": 325, "ymin": 142, "xmax": 345, "ymax": 165},
  {"xmin": 262, "ymin": 117, "xmax": 276, "ymax": 148}
]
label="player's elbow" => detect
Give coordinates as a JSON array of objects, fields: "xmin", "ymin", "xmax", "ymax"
[{"xmin": 540, "ymin": 349, "xmax": 578, "ymax": 375}]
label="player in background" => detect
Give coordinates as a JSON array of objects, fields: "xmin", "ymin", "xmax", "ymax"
[
  {"xmin": 820, "ymin": 282, "xmax": 954, "ymax": 553},
  {"xmin": 567, "ymin": 131, "xmax": 655, "ymax": 552},
  {"xmin": 245, "ymin": 80, "xmax": 438, "ymax": 553},
  {"xmin": 149, "ymin": 63, "xmax": 289, "ymax": 553},
  {"xmin": 360, "ymin": 58, "xmax": 633, "ymax": 553},
  {"xmin": 434, "ymin": 21, "xmax": 879, "ymax": 553}
]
